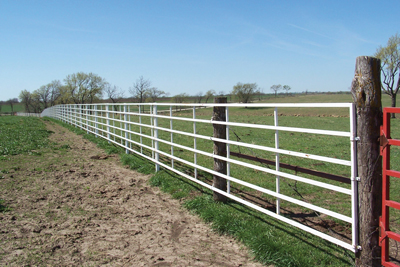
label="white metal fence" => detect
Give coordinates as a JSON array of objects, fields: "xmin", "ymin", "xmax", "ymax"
[
  {"xmin": 16, "ymin": 112, "xmax": 41, "ymax": 117},
  {"xmin": 42, "ymin": 102, "xmax": 358, "ymax": 252}
]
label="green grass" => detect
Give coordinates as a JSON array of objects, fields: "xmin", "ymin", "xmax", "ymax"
[
  {"xmin": 0, "ymin": 103, "xmax": 25, "ymax": 114},
  {"xmin": 0, "ymin": 116, "xmax": 53, "ymax": 156}
]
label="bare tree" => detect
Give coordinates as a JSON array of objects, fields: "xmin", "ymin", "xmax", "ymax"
[
  {"xmin": 104, "ymin": 84, "xmax": 125, "ymax": 111},
  {"xmin": 283, "ymin": 85, "xmax": 291, "ymax": 96},
  {"xmin": 194, "ymin": 92, "xmax": 204, "ymax": 103},
  {"xmin": 205, "ymin": 90, "xmax": 215, "ymax": 103},
  {"xmin": 129, "ymin": 76, "xmax": 151, "ymax": 103},
  {"xmin": 374, "ymin": 33, "xmax": 400, "ymax": 118},
  {"xmin": 105, "ymin": 84, "xmax": 125, "ymax": 103},
  {"xmin": 48, "ymin": 80, "xmax": 62, "ymax": 106},
  {"xmin": 270, "ymin": 84, "xmax": 282, "ymax": 97},
  {"xmin": 147, "ymin": 87, "xmax": 165, "ymax": 102}
]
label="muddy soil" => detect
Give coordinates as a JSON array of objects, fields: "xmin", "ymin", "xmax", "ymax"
[{"xmin": 0, "ymin": 121, "xmax": 263, "ymax": 266}]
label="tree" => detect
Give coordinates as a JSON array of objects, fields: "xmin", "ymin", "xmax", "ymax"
[
  {"xmin": 172, "ymin": 93, "xmax": 188, "ymax": 111},
  {"xmin": 205, "ymin": 90, "xmax": 215, "ymax": 103},
  {"xmin": 374, "ymin": 33, "xmax": 400, "ymax": 118},
  {"xmin": 104, "ymin": 84, "xmax": 125, "ymax": 103},
  {"xmin": 7, "ymin": 98, "xmax": 18, "ymax": 114},
  {"xmin": 231, "ymin": 82, "xmax": 258, "ymax": 103},
  {"xmin": 146, "ymin": 87, "xmax": 165, "ymax": 102},
  {"xmin": 30, "ymin": 92, "xmax": 43, "ymax": 113},
  {"xmin": 194, "ymin": 92, "xmax": 203, "ymax": 103},
  {"xmin": 19, "ymin": 90, "xmax": 33, "ymax": 113},
  {"xmin": 270, "ymin": 84, "xmax": 282, "ymax": 97},
  {"xmin": 64, "ymin": 72, "xmax": 106, "ymax": 104},
  {"xmin": 47, "ymin": 80, "xmax": 62, "ymax": 106},
  {"xmin": 283, "ymin": 85, "xmax": 291, "ymax": 96},
  {"xmin": 129, "ymin": 76, "xmax": 151, "ymax": 103},
  {"xmin": 36, "ymin": 81, "xmax": 61, "ymax": 109}
]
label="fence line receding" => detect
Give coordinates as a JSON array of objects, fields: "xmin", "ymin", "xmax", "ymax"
[{"xmin": 41, "ymin": 102, "xmax": 359, "ymax": 252}]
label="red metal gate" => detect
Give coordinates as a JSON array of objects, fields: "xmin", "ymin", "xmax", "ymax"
[{"xmin": 380, "ymin": 107, "xmax": 400, "ymax": 267}]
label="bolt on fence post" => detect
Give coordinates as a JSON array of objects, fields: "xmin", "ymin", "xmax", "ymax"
[
  {"xmin": 153, "ymin": 105, "xmax": 159, "ymax": 172},
  {"xmin": 274, "ymin": 107, "xmax": 280, "ymax": 215},
  {"xmin": 351, "ymin": 56, "xmax": 382, "ymax": 267},
  {"xmin": 213, "ymin": 97, "xmax": 228, "ymax": 203}
]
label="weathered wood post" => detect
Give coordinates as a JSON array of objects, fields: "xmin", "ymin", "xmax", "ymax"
[
  {"xmin": 213, "ymin": 97, "xmax": 228, "ymax": 202},
  {"xmin": 351, "ymin": 56, "xmax": 382, "ymax": 267}
]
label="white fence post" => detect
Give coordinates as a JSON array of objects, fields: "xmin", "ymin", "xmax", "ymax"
[
  {"xmin": 124, "ymin": 105, "xmax": 129, "ymax": 154},
  {"xmin": 150, "ymin": 105, "xmax": 154, "ymax": 159},
  {"xmin": 226, "ymin": 106, "xmax": 230, "ymax": 194},
  {"xmin": 193, "ymin": 106, "xmax": 197, "ymax": 179},
  {"xmin": 154, "ymin": 105, "xmax": 159, "ymax": 172},
  {"xmin": 139, "ymin": 105, "xmax": 143, "ymax": 154},
  {"xmin": 275, "ymin": 107, "xmax": 280, "ymax": 215},
  {"xmin": 170, "ymin": 106, "xmax": 174, "ymax": 169},
  {"xmin": 95, "ymin": 105, "xmax": 98, "ymax": 137},
  {"xmin": 86, "ymin": 104, "xmax": 89, "ymax": 134},
  {"xmin": 106, "ymin": 105, "xmax": 110, "ymax": 143}
]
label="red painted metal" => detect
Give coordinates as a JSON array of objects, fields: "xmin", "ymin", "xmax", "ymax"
[{"xmin": 380, "ymin": 108, "xmax": 400, "ymax": 266}]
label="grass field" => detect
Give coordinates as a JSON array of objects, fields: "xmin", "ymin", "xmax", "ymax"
[{"xmin": 0, "ymin": 103, "xmax": 25, "ymax": 114}]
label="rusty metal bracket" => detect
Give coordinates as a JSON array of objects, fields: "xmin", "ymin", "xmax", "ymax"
[
  {"xmin": 379, "ymin": 133, "xmax": 389, "ymax": 154},
  {"xmin": 379, "ymin": 217, "xmax": 388, "ymax": 246}
]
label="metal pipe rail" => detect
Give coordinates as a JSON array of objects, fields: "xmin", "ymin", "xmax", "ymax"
[{"xmin": 41, "ymin": 102, "xmax": 359, "ymax": 252}]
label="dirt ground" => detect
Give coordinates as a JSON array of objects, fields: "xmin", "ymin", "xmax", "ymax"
[{"xmin": 0, "ymin": 121, "xmax": 264, "ymax": 266}]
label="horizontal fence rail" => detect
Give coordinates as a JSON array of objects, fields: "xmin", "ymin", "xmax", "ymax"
[
  {"xmin": 41, "ymin": 102, "xmax": 359, "ymax": 252},
  {"xmin": 16, "ymin": 112, "xmax": 41, "ymax": 117}
]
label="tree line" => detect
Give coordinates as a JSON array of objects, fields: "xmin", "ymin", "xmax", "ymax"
[
  {"xmin": 15, "ymin": 71, "xmax": 294, "ymax": 113},
  {"xmin": 17, "ymin": 74, "xmax": 168, "ymax": 113}
]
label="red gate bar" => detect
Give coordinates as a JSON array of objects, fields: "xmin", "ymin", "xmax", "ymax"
[{"xmin": 380, "ymin": 107, "xmax": 400, "ymax": 267}]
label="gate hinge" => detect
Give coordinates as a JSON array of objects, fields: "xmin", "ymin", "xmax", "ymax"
[
  {"xmin": 356, "ymin": 177, "xmax": 360, "ymax": 181},
  {"xmin": 379, "ymin": 217, "xmax": 388, "ymax": 246},
  {"xmin": 379, "ymin": 134, "xmax": 389, "ymax": 147},
  {"xmin": 379, "ymin": 134, "xmax": 389, "ymax": 155}
]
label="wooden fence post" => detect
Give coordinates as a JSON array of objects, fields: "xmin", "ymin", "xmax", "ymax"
[
  {"xmin": 213, "ymin": 97, "xmax": 228, "ymax": 202},
  {"xmin": 351, "ymin": 56, "xmax": 382, "ymax": 267}
]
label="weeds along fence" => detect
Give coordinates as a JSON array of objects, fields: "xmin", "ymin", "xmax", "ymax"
[{"xmin": 41, "ymin": 102, "xmax": 358, "ymax": 252}]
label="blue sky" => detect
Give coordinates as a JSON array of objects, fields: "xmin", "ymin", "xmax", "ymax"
[{"xmin": 0, "ymin": 0, "xmax": 398, "ymax": 101}]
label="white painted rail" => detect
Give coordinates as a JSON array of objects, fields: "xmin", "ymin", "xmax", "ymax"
[{"xmin": 41, "ymin": 102, "xmax": 359, "ymax": 252}]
